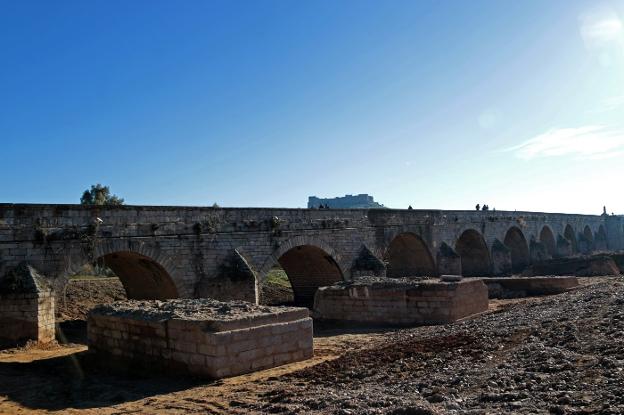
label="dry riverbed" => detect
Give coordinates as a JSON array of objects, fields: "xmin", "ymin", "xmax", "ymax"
[{"xmin": 0, "ymin": 276, "xmax": 622, "ymax": 414}]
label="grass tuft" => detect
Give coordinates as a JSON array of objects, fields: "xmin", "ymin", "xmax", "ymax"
[{"xmin": 265, "ymin": 268, "xmax": 292, "ymax": 288}]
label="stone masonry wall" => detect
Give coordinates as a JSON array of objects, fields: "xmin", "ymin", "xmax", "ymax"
[
  {"xmin": 0, "ymin": 263, "xmax": 56, "ymax": 347},
  {"xmin": 87, "ymin": 300, "xmax": 313, "ymax": 378},
  {"xmin": 313, "ymin": 279, "xmax": 489, "ymax": 326},
  {"xmin": 0, "ymin": 291, "xmax": 55, "ymax": 347},
  {"xmin": 0, "ymin": 204, "xmax": 622, "ymax": 304}
]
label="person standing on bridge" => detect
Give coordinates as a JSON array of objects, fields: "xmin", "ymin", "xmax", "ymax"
[{"xmin": 476, "ymin": 204, "xmax": 481, "ymax": 211}]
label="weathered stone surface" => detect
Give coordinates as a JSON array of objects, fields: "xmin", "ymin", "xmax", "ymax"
[
  {"xmin": 436, "ymin": 243, "xmax": 461, "ymax": 275},
  {"xmin": 351, "ymin": 245, "xmax": 386, "ymax": 279},
  {"xmin": 481, "ymin": 276, "xmax": 579, "ymax": 299},
  {"xmin": 0, "ymin": 204, "xmax": 622, "ymax": 306},
  {"xmin": 88, "ymin": 299, "xmax": 313, "ymax": 378},
  {"xmin": 528, "ymin": 255, "xmax": 621, "ymax": 277},
  {"xmin": 196, "ymin": 249, "xmax": 258, "ymax": 303},
  {"xmin": 0, "ymin": 263, "xmax": 55, "ymax": 347},
  {"xmin": 313, "ymin": 277, "xmax": 488, "ymax": 326}
]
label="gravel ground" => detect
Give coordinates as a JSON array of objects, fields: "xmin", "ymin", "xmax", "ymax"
[
  {"xmin": 2, "ymin": 276, "xmax": 622, "ymax": 414},
  {"xmin": 91, "ymin": 298, "xmax": 305, "ymax": 321},
  {"xmin": 234, "ymin": 276, "xmax": 624, "ymax": 414},
  {"xmin": 57, "ymin": 277, "xmax": 127, "ymax": 321},
  {"xmin": 328, "ymin": 276, "xmax": 434, "ymax": 288},
  {"xmin": 261, "ymin": 283, "xmax": 295, "ymax": 306}
]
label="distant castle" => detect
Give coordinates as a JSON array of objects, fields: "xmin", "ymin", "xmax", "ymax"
[{"xmin": 308, "ymin": 194, "xmax": 385, "ymax": 209}]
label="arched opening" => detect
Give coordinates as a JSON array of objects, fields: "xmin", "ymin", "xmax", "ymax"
[
  {"xmin": 277, "ymin": 245, "xmax": 343, "ymax": 307},
  {"xmin": 58, "ymin": 251, "xmax": 178, "ymax": 344},
  {"xmin": 539, "ymin": 226, "xmax": 557, "ymax": 258},
  {"xmin": 98, "ymin": 251, "xmax": 178, "ymax": 300},
  {"xmin": 455, "ymin": 229, "xmax": 491, "ymax": 276},
  {"xmin": 261, "ymin": 265, "xmax": 294, "ymax": 306},
  {"xmin": 595, "ymin": 225, "xmax": 608, "ymax": 251},
  {"xmin": 503, "ymin": 227, "xmax": 530, "ymax": 273},
  {"xmin": 564, "ymin": 225, "xmax": 578, "ymax": 253},
  {"xmin": 384, "ymin": 233, "xmax": 436, "ymax": 278}
]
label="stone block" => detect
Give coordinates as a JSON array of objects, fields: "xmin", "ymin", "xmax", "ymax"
[
  {"xmin": 0, "ymin": 263, "xmax": 55, "ymax": 348},
  {"xmin": 88, "ymin": 298, "xmax": 313, "ymax": 379},
  {"xmin": 314, "ymin": 277, "xmax": 488, "ymax": 326}
]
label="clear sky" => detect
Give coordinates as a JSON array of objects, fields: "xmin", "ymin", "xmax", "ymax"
[{"xmin": 1, "ymin": 0, "xmax": 623, "ymax": 214}]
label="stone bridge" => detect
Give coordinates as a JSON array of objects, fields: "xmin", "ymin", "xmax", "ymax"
[{"xmin": 1, "ymin": 204, "xmax": 622, "ymax": 306}]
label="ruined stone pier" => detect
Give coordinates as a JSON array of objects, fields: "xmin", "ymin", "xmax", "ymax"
[
  {"xmin": 313, "ymin": 277, "xmax": 489, "ymax": 326},
  {"xmin": 0, "ymin": 263, "xmax": 55, "ymax": 347},
  {"xmin": 88, "ymin": 299, "xmax": 313, "ymax": 378}
]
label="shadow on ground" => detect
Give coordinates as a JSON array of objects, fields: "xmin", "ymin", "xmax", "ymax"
[
  {"xmin": 0, "ymin": 349, "xmax": 204, "ymax": 411},
  {"xmin": 313, "ymin": 320, "xmax": 402, "ymax": 337},
  {"xmin": 57, "ymin": 320, "xmax": 89, "ymax": 344}
]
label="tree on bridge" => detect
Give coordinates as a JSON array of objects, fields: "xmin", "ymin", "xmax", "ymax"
[{"xmin": 80, "ymin": 184, "xmax": 124, "ymax": 206}]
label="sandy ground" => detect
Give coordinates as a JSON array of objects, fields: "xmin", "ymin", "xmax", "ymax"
[
  {"xmin": 0, "ymin": 276, "xmax": 620, "ymax": 414},
  {"xmin": 0, "ymin": 327, "xmax": 388, "ymax": 414}
]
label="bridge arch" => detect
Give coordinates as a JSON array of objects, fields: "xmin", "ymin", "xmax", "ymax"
[
  {"xmin": 455, "ymin": 229, "xmax": 491, "ymax": 277},
  {"xmin": 504, "ymin": 226, "xmax": 530, "ymax": 273},
  {"xmin": 97, "ymin": 252, "xmax": 178, "ymax": 300},
  {"xmin": 564, "ymin": 224, "xmax": 578, "ymax": 253},
  {"xmin": 384, "ymin": 232, "xmax": 436, "ymax": 278},
  {"xmin": 259, "ymin": 237, "xmax": 344, "ymax": 307},
  {"xmin": 67, "ymin": 240, "xmax": 180, "ymax": 300},
  {"xmin": 539, "ymin": 225, "xmax": 557, "ymax": 257}
]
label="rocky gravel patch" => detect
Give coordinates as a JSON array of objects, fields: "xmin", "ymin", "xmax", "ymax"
[
  {"xmin": 90, "ymin": 298, "xmax": 305, "ymax": 321},
  {"xmin": 335, "ymin": 276, "xmax": 432, "ymax": 287},
  {"xmin": 235, "ymin": 276, "xmax": 624, "ymax": 414},
  {"xmin": 57, "ymin": 277, "xmax": 127, "ymax": 321},
  {"xmin": 261, "ymin": 283, "xmax": 295, "ymax": 306}
]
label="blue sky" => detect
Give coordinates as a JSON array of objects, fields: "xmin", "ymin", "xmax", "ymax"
[{"xmin": 1, "ymin": 0, "xmax": 623, "ymax": 213}]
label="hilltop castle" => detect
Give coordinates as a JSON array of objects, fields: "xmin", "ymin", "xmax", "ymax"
[{"xmin": 307, "ymin": 194, "xmax": 385, "ymax": 209}]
